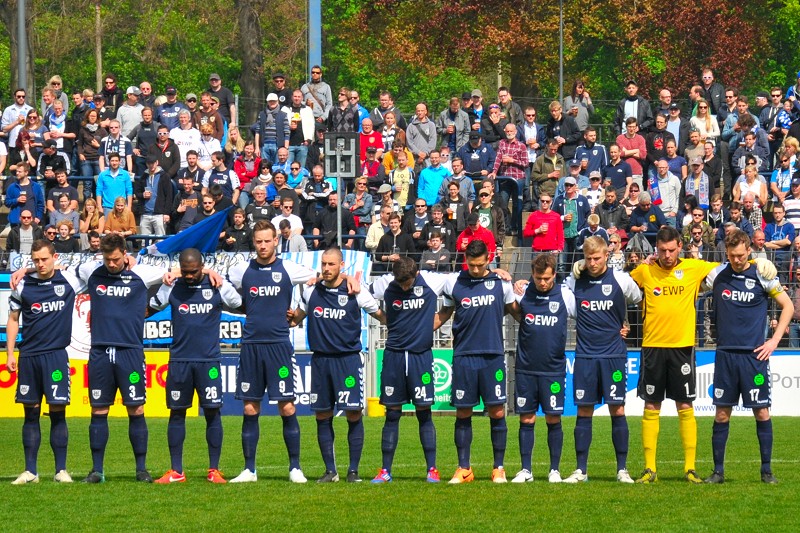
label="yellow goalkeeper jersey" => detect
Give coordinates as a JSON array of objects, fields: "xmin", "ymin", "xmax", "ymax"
[{"xmin": 630, "ymin": 258, "xmax": 718, "ymax": 348}]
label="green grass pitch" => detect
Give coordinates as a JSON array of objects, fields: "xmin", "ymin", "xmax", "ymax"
[{"xmin": 0, "ymin": 415, "xmax": 795, "ymax": 532}]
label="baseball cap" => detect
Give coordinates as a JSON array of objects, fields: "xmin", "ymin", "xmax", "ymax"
[
  {"xmin": 377, "ymin": 184, "xmax": 392, "ymax": 194},
  {"xmin": 165, "ymin": 85, "xmax": 177, "ymax": 95},
  {"xmin": 126, "ymin": 86, "xmax": 141, "ymax": 96},
  {"xmin": 690, "ymin": 156, "xmax": 704, "ymax": 166},
  {"xmin": 467, "ymin": 212, "xmax": 480, "ymax": 225},
  {"xmin": 469, "ymin": 131, "xmax": 482, "ymax": 141},
  {"xmin": 471, "ymin": 89, "xmax": 483, "ymax": 98},
  {"xmin": 461, "ymin": 92, "xmax": 472, "ymax": 100},
  {"xmin": 43, "ymin": 139, "xmax": 57, "ymax": 148},
  {"xmin": 209, "ymin": 73, "xmax": 221, "ymax": 81},
  {"xmin": 185, "ymin": 93, "xmax": 197, "ymax": 101},
  {"xmin": 366, "ymin": 146, "xmax": 377, "ymax": 153},
  {"xmin": 93, "ymin": 94, "xmax": 105, "ymax": 101},
  {"xmin": 792, "ymin": 177, "xmax": 800, "ymax": 187},
  {"xmin": 668, "ymin": 103, "xmax": 680, "ymax": 110},
  {"xmin": 589, "ymin": 170, "xmax": 602, "ymax": 179},
  {"xmin": 272, "ymin": 72, "xmax": 286, "ymax": 80},
  {"xmin": 146, "ymin": 154, "xmax": 159, "ymax": 164},
  {"xmin": 569, "ymin": 159, "xmax": 580, "ymax": 167},
  {"xmin": 266, "ymin": 93, "xmax": 279, "ymax": 102},
  {"xmin": 625, "ymin": 79, "xmax": 637, "ymax": 87},
  {"xmin": 315, "ymin": 123, "xmax": 327, "ymax": 132},
  {"xmin": 756, "ymin": 90, "xmax": 769, "ymax": 99},
  {"xmin": 564, "ymin": 176, "xmax": 577, "ymax": 185}
]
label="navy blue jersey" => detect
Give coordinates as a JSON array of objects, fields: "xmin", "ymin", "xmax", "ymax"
[
  {"xmin": 516, "ymin": 282, "xmax": 576, "ymax": 375},
  {"xmin": 228, "ymin": 258, "xmax": 314, "ymax": 344},
  {"xmin": 78, "ymin": 262, "xmax": 164, "ymax": 348},
  {"xmin": 301, "ymin": 282, "xmax": 380, "ymax": 355},
  {"xmin": 565, "ymin": 268, "xmax": 641, "ymax": 358},
  {"xmin": 150, "ymin": 277, "xmax": 242, "ymax": 361},
  {"xmin": 203, "ymin": 169, "xmax": 240, "ymax": 199},
  {"xmin": 709, "ymin": 263, "xmax": 782, "ymax": 350},
  {"xmin": 370, "ymin": 271, "xmax": 448, "ymax": 353},
  {"xmin": 442, "ymin": 271, "xmax": 515, "ymax": 357},
  {"xmin": 9, "ymin": 271, "xmax": 81, "ymax": 355}
]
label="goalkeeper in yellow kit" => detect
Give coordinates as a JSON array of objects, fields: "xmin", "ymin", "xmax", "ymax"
[{"xmin": 629, "ymin": 226, "xmax": 777, "ymax": 483}]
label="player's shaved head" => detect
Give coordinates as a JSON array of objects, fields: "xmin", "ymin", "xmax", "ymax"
[
  {"xmin": 322, "ymin": 246, "xmax": 343, "ymax": 263},
  {"xmin": 179, "ymin": 248, "xmax": 203, "ymax": 266}
]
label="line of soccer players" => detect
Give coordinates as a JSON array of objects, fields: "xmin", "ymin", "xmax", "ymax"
[{"xmin": 6, "ymin": 222, "xmax": 790, "ymax": 485}]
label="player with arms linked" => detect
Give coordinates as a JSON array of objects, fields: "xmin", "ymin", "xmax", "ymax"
[
  {"xmin": 149, "ymin": 248, "xmax": 242, "ymax": 484},
  {"xmin": 703, "ymin": 229, "xmax": 791, "ymax": 484},
  {"xmin": 436, "ymin": 239, "xmax": 517, "ymax": 484},
  {"xmin": 565, "ymin": 236, "xmax": 642, "ymax": 483},
  {"xmin": 6, "ymin": 240, "xmax": 82, "ymax": 484},
  {"xmin": 508, "ymin": 253, "xmax": 576, "ymax": 483},
  {"xmin": 290, "ymin": 247, "xmax": 385, "ymax": 483}
]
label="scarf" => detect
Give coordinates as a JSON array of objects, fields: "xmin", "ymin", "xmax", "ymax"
[
  {"xmin": 685, "ymin": 172, "xmax": 709, "ymax": 208},
  {"xmin": 647, "ymin": 174, "xmax": 662, "ymax": 205}
]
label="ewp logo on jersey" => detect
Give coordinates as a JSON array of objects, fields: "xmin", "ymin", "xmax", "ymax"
[
  {"xmin": 721, "ymin": 289, "xmax": 753, "ymax": 302},
  {"xmin": 95, "ymin": 285, "xmax": 130, "ymax": 297},
  {"xmin": 30, "ymin": 301, "xmax": 65, "ymax": 314}
]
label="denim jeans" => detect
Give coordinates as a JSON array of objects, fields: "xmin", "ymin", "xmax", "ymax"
[
  {"xmin": 261, "ymin": 142, "xmax": 278, "ymax": 166},
  {"xmin": 288, "ymin": 144, "xmax": 308, "ymax": 167},
  {"xmin": 76, "ymin": 160, "xmax": 101, "ymax": 199}
]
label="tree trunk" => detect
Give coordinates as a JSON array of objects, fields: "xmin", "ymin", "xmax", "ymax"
[
  {"xmin": 235, "ymin": 0, "xmax": 265, "ymax": 126},
  {"xmin": 0, "ymin": 0, "xmax": 35, "ymax": 99}
]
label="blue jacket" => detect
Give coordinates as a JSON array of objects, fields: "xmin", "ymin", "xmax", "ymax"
[
  {"xmin": 629, "ymin": 205, "xmax": 666, "ymax": 233},
  {"xmin": 456, "ymin": 141, "xmax": 496, "ymax": 177},
  {"xmin": 552, "ymin": 193, "xmax": 591, "ymax": 233},
  {"xmin": 96, "ymin": 169, "xmax": 133, "ymax": 210},
  {"xmin": 5, "ymin": 180, "xmax": 45, "ymax": 225},
  {"xmin": 417, "ymin": 165, "xmax": 452, "ymax": 207}
]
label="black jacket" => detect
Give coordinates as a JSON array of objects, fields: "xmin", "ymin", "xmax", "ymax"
[
  {"xmin": 614, "ymin": 96, "xmax": 655, "ymax": 135},
  {"xmin": 134, "ymin": 169, "xmax": 175, "ymax": 216},
  {"xmin": 546, "ymin": 114, "xmax": 582, "ymax": 160},
  {"xmin": 147, "ymin": 139, "xmax": 181, "ymax": 179},
  {"xmin": 5, "ymin": 224, "xmax": 44, "ymax": 252}
]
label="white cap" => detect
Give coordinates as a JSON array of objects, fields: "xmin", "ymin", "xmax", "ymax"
[{"xmin": 266, "ymin": 93, "xmax": 279, "ymax": 102}]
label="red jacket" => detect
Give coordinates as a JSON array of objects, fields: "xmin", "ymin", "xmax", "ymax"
[
  {"xmin": 234, "ymin": 155, "xmax": 262, "ymax": 188},
  {"xmin": 456, "ymin": 225, "xmax": 496, "ymax": 267},
  {"xmin": 523, "ymin": 210, "xmax": 564, "ymax": 251}
]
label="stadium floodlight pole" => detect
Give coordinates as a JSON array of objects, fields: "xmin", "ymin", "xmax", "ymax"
[
  {"xmin": 309, "ymin": 0, "xmax": 322, "ymax": 78},
  {"xmin": 559, "ymin": 0, "xmax": 564, "ymax": 103},
  {"xmin": 17, "ymin": 0, "xmax": 27, "ymax": 92}
]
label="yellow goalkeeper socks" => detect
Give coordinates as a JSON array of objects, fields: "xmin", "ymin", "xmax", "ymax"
[
  {"xmin": 642, "ymin": 409, "xmax": 660, "ymax": 472},
  {"xmin": 678, "ymin": 408, "xmax": 697, "ymax": 472}
]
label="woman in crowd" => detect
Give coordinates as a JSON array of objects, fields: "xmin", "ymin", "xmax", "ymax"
[
  {"xmin": 52, "ymin": 220, "xmax": 80, "ymax": 253},
  {"xmin": 77, "ymin": 108, "xmax": 108, "ymax": 200},
  {"xmin": 689, "ymin": 98, "xmax": 719, "ymax": 145},
  {"xmin": 105, "ymin": 196, "xmax": 137, "ymax": 245},
  {"xmin": 234, "ymin": 139, "xmax": 261, "ymax": 208},
  {"xmin": 224, "ymin": 125, "xmax": 246, "ymax": 168},
  {"xmin": 80, "ymin": 197, "xmax": 105, "ymax": 235}
]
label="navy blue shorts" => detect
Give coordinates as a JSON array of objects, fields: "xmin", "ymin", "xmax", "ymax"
[
  {"xmin": 88, "ymin": 346, "xmax": 146, "ymax": 407},
  {"xmin": 638, "ymin": 347, "xmax": 696, "ymax": 403},
  {"xmin": 380, "ymin": 349, "xmax": 435, "ymax": 407},
  {"xmin": 236, "ymin": 341, "xmax": 295, "ymax": 402},
  {"xmin": 310, "ymin": 352, "xmax": 363, "ymax": 412},
  {"xmin": 451, "ymin": 354, "xmax": 507, "ymax": 408},
  {"xmin": 712, "ymin": 349, "xmax": 771, "ymax": 408},
  {"xmin": 166, "ymin": 360, "xmax": 223, "ymax": 410},
  {"xmin": 573, "ymin": 357, "xmax": 627, "ymax": 406},
  {"xmin": 515, "ymin": 373, "xmax": 565, "ymax": 415},
  {"xmin": 16, "ymin": 349, "xmax": 70, "ymax": 406}
]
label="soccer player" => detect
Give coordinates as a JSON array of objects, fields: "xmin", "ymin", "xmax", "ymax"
[
  {"xmin": 6, "ymin": 240, "xmax": 82, "ymax": 484},
  {"xmin": 149, "ymin": 248, "xmax": 242, "ymax": 484},
  {"xmin": 368, "ymin": 256, "xmax": 447, "ymax": 483},
  {"xmin": 703, "ymin": 230, "xmax": 792, "ymax": 484},
  {"xmin": 291, "ymin": 247, "xmax": 385, "ymax": 483},
  {"xmin": 75, "ymin": 234, "xmax": 170, "ymax": 483},
  {"xmin": 629, "ymin": 226, "xmax": 776, "ymax": 483},
  {"xmin": 226, "ymin": 219, "xmax": 317, "ymax": 484},
  {"xmin": 436, "ymin": 239, "xmax": 516, "ymax": 484},
  {"xmin": 507, "ymin": 253, "xmax": 575, "ymax": 483},
  {"xmin": 563, "ymin": 236, "xmax": 642, "ymax": 483}
]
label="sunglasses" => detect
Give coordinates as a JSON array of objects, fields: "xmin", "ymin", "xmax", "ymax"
[
  {"xmin": 282, "ymin": 205, "xmax": 293, "ymax": 209},
  {"xmin": 202, "ymin": 201, "xmax": 214, "ymax": 205},
  {"xmin": 311, "ymin": 70, "xmax": 321, "ymax": 74},
  {"xmin": 540, "ymin": 199, "xmax": 552, "ymax": 204},
  {"xmin": 46, "ymin": 231, "xmax": 56, "ymax": 235},
  {"xmin": 782, "ymin": 159, "xmax": 790, "ymax": 162},
  {"xmin": 20, "ymin": 216, "xmax": 32, "ymax": 220},
  {"xmin": 691, "ymin": 232, "xmax": 702, "ymax": 236},
  {"xmin": 698, "ymin": 106, "xmax": 707, "ymax": 109},
  {"xmin": 415, "ymin": 204, "xmax": 426, "ymax": 208},
  {"xmin": 187, "ymin": 98, "xmax": 197, "ymax": 103},
  {"xmin": 772, "ymin": 94, "xmax": 782, "ymax": 98},
  {"xmin": 15, "ymin": 94, "xmax": 25, "ymax": 98},
  {"xmin": 479, "ymin": 193, "xmax": 490, "ymax": 198},
  {"xmin": 291, "ymin": 166, "xmax": 300, "ymax": 170},
  {"xmin": 525, "ymin": 114, "xmax": 536, "ymax": 117}
]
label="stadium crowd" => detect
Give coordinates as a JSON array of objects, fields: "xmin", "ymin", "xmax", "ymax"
[{"xmin": 4, "ymin": 67, "xmax": 800, "ymax": 274}]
